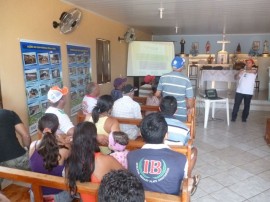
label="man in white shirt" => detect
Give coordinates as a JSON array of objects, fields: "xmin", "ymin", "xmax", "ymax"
[
  {"xmin": 231, "ymin": 59, "xmax": 257, "ymax": 122},
  {"xmin": 112, "ymin": 84, "xmax": 142, "ymax": 139},
  {"xmin": 46, "ymin": 86, "xmax": 74, "ymax": 137},
  {"xmin": 82, "ymin": 82, "xmax": 100, "ymax": 114}
]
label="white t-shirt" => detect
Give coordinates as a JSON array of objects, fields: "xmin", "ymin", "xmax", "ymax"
[
  {"xmin": 111, "ymin": 96, "xmax": 142, "ymax": 140},
  {"xmin": 45, "ymin": 107, "xmax": 74, "ymax": 134},
  {"xmin": 82, "ymin": 95, "xmax": 97, "ymax": 114},
  {"xmin": 236, "ymin": 72, "xmax": 257, "ymax": 95}
]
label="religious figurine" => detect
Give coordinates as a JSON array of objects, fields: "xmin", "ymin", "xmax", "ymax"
[
  {"xmin": 205, "ymin": 41, "xmax": 211, "ymax": 54},
  {"xmin": 236, "ymin": 43, "xmax": 241, "ymax": 53},
  {"xmin": 207, "ymin": 54, "xmax": 214, "ymax": 64},
  {"xmin": 263, "ymin": 40, "xmax": 269, "ymax": 53},
  {"xmin": 180, "ymin": 38, "xmax": 185, "ymax": 54}
]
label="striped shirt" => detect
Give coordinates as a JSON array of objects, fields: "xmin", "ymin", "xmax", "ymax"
[{"xmin": 157, "ymin": 71, "xmax": 193, "ymax": 121}]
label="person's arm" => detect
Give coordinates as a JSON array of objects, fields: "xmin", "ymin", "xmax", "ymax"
[
  {"xmin": 186, "ymin": 97, "xmax": 194, "ymax": 110},
  {"xmin": 234, "ymin": 69, "xmax": 244, "ymax": 80},
  {"xmin": 15, "ymin": 123, "xmax": 31, "ymax": 149},
  {"xmin": 155, "ymin": 90, "xmax": 161, "ymax": 98}
]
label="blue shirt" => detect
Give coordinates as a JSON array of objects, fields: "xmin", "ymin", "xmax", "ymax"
[{"xmin": 157, "ymin": 71, "xmax": 193, "ymax": 121}]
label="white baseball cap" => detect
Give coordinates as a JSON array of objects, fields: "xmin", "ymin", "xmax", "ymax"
[{"xmin": 47, "ymin": 86, "xmax": 69, "ymax": 103}]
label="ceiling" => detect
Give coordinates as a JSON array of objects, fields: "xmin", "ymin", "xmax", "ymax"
[{"xmin": 62, "ymin": 0, "xmax": 270, "ymax": 35}]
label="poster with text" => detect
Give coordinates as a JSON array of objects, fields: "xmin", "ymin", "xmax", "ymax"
[
  {"xmin": 67, "ymin": 44, "xmax": 91, "ymax": 116},
  {"xmin": 20, "ymin": 40, "xmax": 63, "ymax": 135}
]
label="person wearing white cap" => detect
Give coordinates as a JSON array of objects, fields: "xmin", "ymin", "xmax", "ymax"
[
  {"xmin": 46, "ymin": 86, "xmax": 74, "ymax": 137},
  {"xmin": 155, "ymin": 56, "xmax": 194, "ymax": 122}
]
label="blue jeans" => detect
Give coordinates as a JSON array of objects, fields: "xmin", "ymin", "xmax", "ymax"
[{"xmin": 231, "ymin": 92, "xmax": 253, "ymax": 121}]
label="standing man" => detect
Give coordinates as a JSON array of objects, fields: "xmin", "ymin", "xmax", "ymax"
[
  {"xmin": 156, "ymin": 56, "xmax": 194, "ymax": 122},
  {"xmin": 231, "ymin": 59, "xmax": 257, "ymax": 122},
  {"xmin": 82, "ymin": 82, "xmax": 100, "ymax": 114},
  {"xmin": 0, "ymin": 109, "xmax": 31, "ymax": 188},
  {"xmin": 46, "ymin": 86, "xmax": 74, "ymax": 137},
  {"xmin": 111, "ymin": 84, "xmax": 142, "ymax": 140}
]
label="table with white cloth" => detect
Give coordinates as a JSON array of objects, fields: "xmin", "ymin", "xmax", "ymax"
[{"xmin": 200, "ymin": 70, "xmax": 238, "ymax": 89}]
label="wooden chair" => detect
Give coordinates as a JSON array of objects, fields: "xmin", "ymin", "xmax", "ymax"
[
  {"xmin": 0, "ymin": 166, "xmax": 190, "ymax": 202},
  {"xmin": 133, "ymin": 96, "xmax": 147, "ymax": 105}
]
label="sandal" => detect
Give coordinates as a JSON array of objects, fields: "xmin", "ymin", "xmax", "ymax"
[
  {"xmin": 191, "ymin": 174, "xmax": 201, "ymax": 196},
  {"xmin": 193, "ymin": 174, "xmax": 201, "ymax": 186}
]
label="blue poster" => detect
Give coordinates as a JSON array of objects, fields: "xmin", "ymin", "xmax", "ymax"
[
  {"xmin": 67, "ymin": 44, "xmax": 91, "ymax": 116},
  {"xmin": 20, "ymin": 40, "xmax": 63, "ymax": 135}
]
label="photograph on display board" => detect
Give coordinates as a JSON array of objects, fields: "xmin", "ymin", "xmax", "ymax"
[
  {"xmin": 39, "ymin": 83, "xmax": 50, "ymax": 96},
  {"xmin": 68, "ymin": 54, "xmax": 77, "ymax": 64},
  {"xmin": 52, "ymin": 68, "xmax": 60, "ymax": 79},
  {"xmin": 39, "ymin": 68, "xmax": 50, "ymax": 80},
  {"xmin": 27, "ymin": 86, "xmax": 39, "ymax": 100},
  {"xmin": 23, "ymin": 52, "xmax": 37, "ymax": 65},
  {"xmin": 50, "ymin": 53, "xmax": 60, "ymax": 64},
  {"xmin": 25, "ymin": 69, "xmax": 38, "ymax": 82},
  {"xmin": 38, "ymin": 53, "xmax": 50, "ymax": 65}
]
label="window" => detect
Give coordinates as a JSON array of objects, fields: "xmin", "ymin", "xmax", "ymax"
[{"xmin": 96, "ymin": 39, "xmax": 111, "ymax": 84}]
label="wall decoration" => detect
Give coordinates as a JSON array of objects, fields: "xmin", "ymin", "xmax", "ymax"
[
  {"xmin": 20, "ymin": 40, "xmax": 63, "ymax": 135},
  {"xmin": 67, "ymin": 44, "xmax": 91, "ymax": 116}
]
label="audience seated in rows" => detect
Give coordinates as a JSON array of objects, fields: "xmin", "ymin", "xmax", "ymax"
[
  {"xmin": 111, "ymin": 77, "xmax": 127, "ymax": 101},
  {"xmin": 112, "ymin": 84, "xmax": 142, "ymax": 140},
  {"xmin": 98, "ymin": 169, "xmax": 145, "ymax": 202},
  {"xmin": 65, "ymin": 122, "xmax": 123, "ymax": 202},
  {"xmin": 82, "ymin": 82, "xmax": 100, "ymax": 114},
  {"xmin": 29, "ymin": 113, "xmax": 71, "ymax": 202},
  {"xmin": 85, "ymin": 95, "xmax": 120, "ymax": 154},
  {"xmin": 108, "ymin": 131, "xmax": 129, "ymax": 169},
  {"xmin": 0, "ymin": 109, "xmax": 31, "ymax": 189}
]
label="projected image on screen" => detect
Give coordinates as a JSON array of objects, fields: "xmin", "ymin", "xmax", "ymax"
[{"xmin": 127, "ymin": 41, "xmax": 175, "ymax": 76}]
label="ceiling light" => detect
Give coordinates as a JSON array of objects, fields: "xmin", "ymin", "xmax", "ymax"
[
  {"xmin": 159, "ymin": 8, "xmax": 164, "ymax": 19},
  {"xmin": 175, "ymin": 26, "xmax": 179, "ymax": 33}
]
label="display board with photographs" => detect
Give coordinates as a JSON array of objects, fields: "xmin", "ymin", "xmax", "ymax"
[
  {"xmin": 67, "ymin": 44, "xmax": 91, "ymax": 116},
  {"xmin": 20, "ymin": 40, "xmax": 63, "ymax": 135}
]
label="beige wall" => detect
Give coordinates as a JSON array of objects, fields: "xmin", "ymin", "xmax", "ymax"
[{"xmin": 0, "ymin": 0, "xmax": 151, "ymax": 127}]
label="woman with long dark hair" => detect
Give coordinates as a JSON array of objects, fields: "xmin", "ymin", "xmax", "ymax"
[
  {"xmin": 85, "ymin": 94, "xmax": 120, "ymax": 154},
  {"xmin": 66, "ymin": 122, "xmax": 123, "ymax": 201},
  {"xmin": 29, "ymin": 113, "xmax": 71, "ymax": 202}
]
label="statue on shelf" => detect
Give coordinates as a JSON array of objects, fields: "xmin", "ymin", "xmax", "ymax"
[
  {"xmin": 207, "ymin": 54, "xmax": 214, "ymax": 64},
  {"xmin": 180, "ymin": 38, "xmax": 185, "ymax": 54},
  {"xmin": 263, "ymin": 40, "xmax": 269, "ymax": 54},
  {"xmin": 205, "ymin": 41, "xmax": 211, "ymax": 54},
  {"xmin": 236, "ymin": 43, "xmax": 241, "ymax": 53}
]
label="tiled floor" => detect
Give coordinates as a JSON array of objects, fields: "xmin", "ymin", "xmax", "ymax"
[{"xmin": 192, "ymin": 106, "xmax": 270, "ymax": 201}]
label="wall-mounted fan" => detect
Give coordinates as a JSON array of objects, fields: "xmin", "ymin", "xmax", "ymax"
[
  {"xmin": 118, "ymin": 28, "xmax": 136, "ymax": 43},
  {"xmin": 53, "ymin": 8, "xmax": 82, "ymax": 34}
]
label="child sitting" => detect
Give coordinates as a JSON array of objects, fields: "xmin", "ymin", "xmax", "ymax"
[{"xmin": 108, "ymin": 131, "xmax": 129, "ymax": 168}]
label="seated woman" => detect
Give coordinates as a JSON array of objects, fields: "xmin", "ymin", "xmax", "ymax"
[
  {"xmin": 85, "ymin": 95, "xmax": 120, "ymax": 154},
  {"xmin": 29, "ymin": 113, "xmax": 71, "ymax": 202},
  {"xmin": 66, "ymin": 122, "xmax": 123, "ymax": 202}
]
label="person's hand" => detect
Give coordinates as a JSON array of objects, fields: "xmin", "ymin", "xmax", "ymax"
[{"xmin": 97, "ymin": 135, "xmax": 109, "ymax": 146}]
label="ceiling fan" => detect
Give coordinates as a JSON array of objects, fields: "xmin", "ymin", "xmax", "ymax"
[
  {"xmin": 118, "ymin": 28, "xmax": 136, "ymax": 43},
  {"xmin": 53, "ymin": 8, "xmax": 82, "ymax": 34}
]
